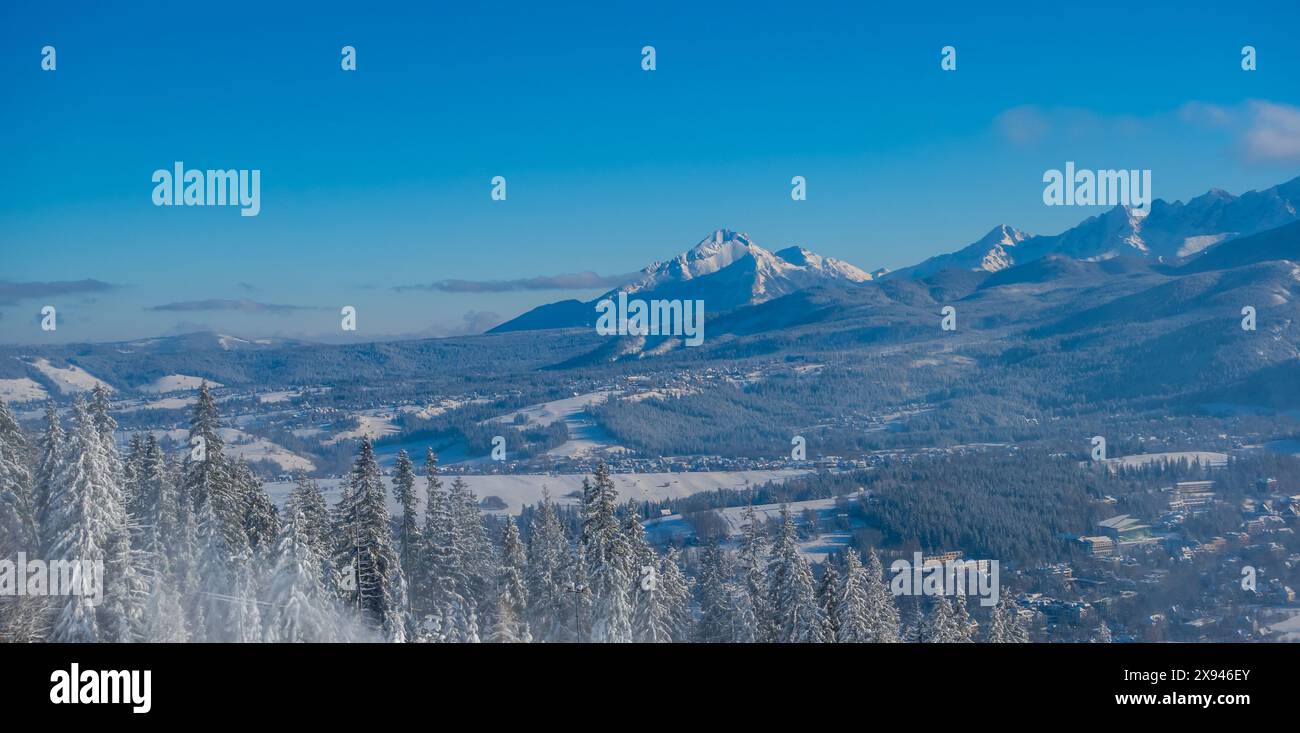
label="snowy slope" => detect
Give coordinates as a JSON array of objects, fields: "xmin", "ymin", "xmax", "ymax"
[
  {"xmin": 23, "ymin": 357, "xmax": 114, "ymax": 395},
  {"xmin": 138, "ymin": 374, "xmax": 222, "ymax": 393},
  {"xmin": 0, "ymin": 377, "xmax": 49, "ymax": 403}
]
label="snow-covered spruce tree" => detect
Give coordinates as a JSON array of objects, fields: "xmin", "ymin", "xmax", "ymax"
[
  {"xmin": 138, "ymin": 447, "xmax": 188, "ymax": 650},
  {"xmin": 196, "ymin": 482, "xmax": 260, "ymax": 642},
  {"xmin": 179, "ymin": 384, "xmax": 225, "ymax": 639},
  {"xmin": 953, "ymin": 593, "xmax": 976, "ymax": 642},
  {"xmin": 834, "ymin": 550, "xmax": 874, "ymax": 642},
  {"xmin": 694, "ymin": 540, "xmax": 741, "ymax": 643},
  {"xmin": 448, "ymin": 475, "xmax": 495, "ymax": 620},
  {"xmin": 487, "ymin": 515, "xmax": 530, "ymax": 642},
  {"xmin": 264, "ymin": 506, "xmax": 345, "ymax": 642},
  {"xmin": 33, "ymin": 401, "xmax": 64, "ymax": 530},
  {"xmin": 581, "ymin": 463, "xmax": 633, "ymax": 643},
  {"xmin": 624, "ymin": 502, "xmax": 670, "ymax": 643},
  {"xmin": 1094, "ymin": 619, "xmax": 1113, "ymax": 643},
  {"xmin": 89, "ymin": 385, "xmax": 122, "ymax": 486},
  {"xmin": 1006, "ymin": 603, "xmax": 1030, "ymax": 643},
  {"xmin": 101, "ymin": 518, "xmax": 148, "ymax": 642},
  {"xmin": 417, "ymin": 449, "xmax": 477, "ymax": 642},
  {"xmin": 234, "ymin": 459, "xmax": 280, "ymax": 559},
  {"xmin": 566, "ymin": 541, "xmax": 592, "ymax": 643},
  {"xmin": 42, "ymin": 397, "xmax": 115, "ymax": 642},
  {"xmin": 0, "ymin": 397, "xmax": 49, "ymax": 642},
  {"xmin": 525, "ymin": 488, "xmax": 570, "ymax": 642},
  {"xmin": 135, "ymin": 435, "xmax": 178, "ymax": 567},
  {"xmin": 84, "ymin": 387, "xmax": 147, "ymax": 642},
  {"xmin": 985, "ymin": 589, "xmax": 1028, "ymax": 643},
  {"xmin": 903, "ymin": 597, "xmax": 925, "ymax": 643},
  {"xmin": 140, "ymin": 447, "xmax": 189, "ymax": 646},
  {"xmin": 180, "ymin": 382, "xmax": 226, "ymax": 514},
  {"xmin": 923, "ymin": 595, "xmax": 961, "ymax": 643},
  {"xmin": 174, "ymin": 500, "xmax": 204, "ymax": 639},
  {"xmin": 122, "ymin": 433, "xmax": 144, "ymax": 518},
  {"xmin": 0, "ymin": 397, "xmax": 37, "ymax": 557},
  {"xmin": 286, "ymin": 472, "xmax": 333, "ymax": 587},
  {"xmin": 817, "ymin": 557, "xmax": 841, "ymax": 641},
  {"xmin": 737, "ymin": 502, "xmax": 770, "ymax": 642},
  {"xmin": 765, "ymin": 505, "xmax": 827, "ymax": 643},
  {"xmin": 333, "ymin": 438, "xmax": 410, "ymax": 642},
  {"xmin": 124, "ymin": 435, "xmax": 150, "ymax": 536},
  {"xmin": 392, "ymin": 450, "xmax": 421, "ymax": 591},
  {"xmin": 181, "ymin": 385, "xmax": 258, "ymax": 642},
  {"xmin": 142, "ymin": 568, "xmax": 189, "ymax": 643},
  {"xmin": 863, "ymin": 548, "xmax": 901, "ymax": 642},
  {"xmin": 658, "ymin": 547, "xmax": 692, "ymax": 643},
  {"xmin": 413, "ymin": 448, "xmax": 443, "ymax": 619}
]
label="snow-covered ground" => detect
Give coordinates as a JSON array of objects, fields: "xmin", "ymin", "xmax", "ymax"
[
  {"xmin": 137, "ymin": 374, "xmax": 220, "ymax": 393},
  {"xmin": 142, "ymin": 426, "xmax": 314, "ymax": 472},
  {"xmin": 1258, "ymin": 607, "xmax": 1300, "ymax": 642},
  {"xmin": 220, "ymin": 429, "xmax": 315, "ymax": 471},
  {"xmin": 23, "ymin": 357, "xmax": 113, "ymax": 395},
  {"xmin": 0, "ymin": 377, "xmax": 49, "ymax": 403},
  {"xmin": 396, "ymin": 397, "xmax": 490, "ymax": 419},
  {"xmin": 489, "ymin": 389, "xmax": 625, "ymax": 458},
  {"xmin": 1103, "ymin": 451, "xmax": 1229, "ymax": 470},
  {"xmin": 623, "ymin": 387, "xmax": 697, "ymax": 402},
  {"xmin": 492, "ymin": 389, "xmax": 619, "ymax": 427},
  {"xmin": 115, "ymin": 395, "xmax": 197, "ymax": 413},
  {"xmin": 263, "ymin": 468, "xmax": 812, "ymax": 516},
  {"xmin": 644, "ymin": 490, "xmax": 865, "ymax": 560},
  {"xmin": 488, "ymin": 389, "xmax": 629, "ymax": 457},
  {"xmin": 327, "ymin": 413, "xmax": 400, "ymax": 444}
]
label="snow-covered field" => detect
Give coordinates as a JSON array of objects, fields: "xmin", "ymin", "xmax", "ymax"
[
  {"xmin": 263, "ymin": 468, "xmax": 812, "ymax": 516},
  {"xmin": 327, "ymin": 413, "xmax": 400, "ymax": 444},
  {"xmin": 141, "ymin": 426, "xmax": 314, "ymax": 472},
  {"xmin": 623, "ymin": 387, "xmax": 697, "ymax": 402},
  {"xmin": 1103, "ymin": 451, "xmax": 1229, "ymax": 470},
  {"xmin": 137, "ymin": 374, "xmax": 219, "ymax": 393},
  {"xmin": 645, "ymin": 490, "xmax": 865, "ymax": 560},
  {"xmin": 0, "ymin": 377, "xmax": 49, "ymax": 403},
  {"xmin": 489, "ymin": 389, "xmax": 625, "ymax": 458},
  {"xmin": 115, "ymin": 395, "xmax": 198, "ymax": 413},
  {"xmin": 492, "ymin": 389, "xmax": 618, "ymax": 427},
  {"xmin": 23, "ymin": 358, "xmax": 113, "ymax": 395},
  {"xmin": 220, "ymin": 429, "xmax": 315, "ymax": 471},
  {"xmin": 397, "ymin": 397, "xmax": 489, "ymax": 419},
  {"xmin": 1259, "ymin": 608, "xmax": 1300, "ymax": 642}
]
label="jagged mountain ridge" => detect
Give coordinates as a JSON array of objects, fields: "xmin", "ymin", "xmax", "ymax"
[{"xmin": 892, "ymin": 175, "xmax": 1300, "ymax": 280}]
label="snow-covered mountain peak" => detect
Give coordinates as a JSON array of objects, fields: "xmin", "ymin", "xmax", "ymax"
[
  {"xmin": 774, "ymin": 245, "xmax": 875, "ymax": 282},
  {"xmin": 627, "ymin": 229, "xmax": 873, "ymax": 295},
  {"xmin": 492, "ymin": 229, "xmax": 882, "ymax": 332},
  {"xmin": 978, "ymin": 224, "xmax": 1030, "ymax": 248}
]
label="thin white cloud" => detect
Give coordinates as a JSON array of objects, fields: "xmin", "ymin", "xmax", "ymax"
[
  {"xmin": 1177, "ymin": 99, "xmax": 1300, "ymax": 163},
  {"xmin": 1242, "ymin": 100, "xmax": 1300, "ymax": 162},
  {"xmin": 997, "ymin": 99, "xmax": 1300, "ymax": 163},
  {"xmin": 993, "ymin": 106, "xmax": 1144, "ymax": 149}
]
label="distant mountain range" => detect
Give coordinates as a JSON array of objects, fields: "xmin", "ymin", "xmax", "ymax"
[
  {"xmin": 6, "ymin": 174, "xmax": 1300, "ymax": 413},
  {"xmin": 891, "ymin": 175, "xmax": 1300, "ymax": 279},
  {"xmin": 494, "ymin": 175, "xmax": 1300, "ymax": 335}
]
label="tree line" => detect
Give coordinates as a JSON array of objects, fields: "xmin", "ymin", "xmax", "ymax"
[{"xmin": 0, "ymin": 386, "xmax": 1027, "ymax": 643}]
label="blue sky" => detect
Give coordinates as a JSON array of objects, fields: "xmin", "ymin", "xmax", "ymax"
[{"xmin": 3, "ymin": 0, "xmax": 1299, "ymax": 343}]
